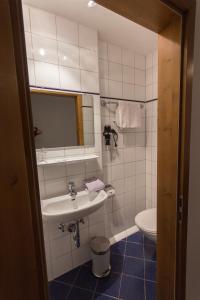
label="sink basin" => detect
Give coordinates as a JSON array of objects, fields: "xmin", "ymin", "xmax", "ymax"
[{"xmin": 41, "ymin": 190, "xmax": 108, "ymax": 222}]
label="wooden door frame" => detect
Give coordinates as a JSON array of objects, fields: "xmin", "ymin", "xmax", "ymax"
[{"xmin": 1, "ymin": 0, "xmax": 195, "ymax": 300}]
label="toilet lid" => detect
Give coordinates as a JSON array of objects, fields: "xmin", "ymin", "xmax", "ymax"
[{"xmin": 135, "ymin": 208, "xmax": 157, "ymax": 234}]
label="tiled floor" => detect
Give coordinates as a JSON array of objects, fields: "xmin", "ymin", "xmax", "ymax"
[{"xmin": 49, "ymin": 231, "xmax": 156, "ymax": 300}]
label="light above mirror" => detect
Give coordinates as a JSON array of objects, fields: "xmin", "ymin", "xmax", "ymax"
[{"xmin": 87, "ymin": 0, "xmax": 96, "ymax": 8}]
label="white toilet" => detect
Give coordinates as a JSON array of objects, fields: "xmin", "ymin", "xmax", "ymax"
[{"xmin": 135, "ymin": 208, "xmax": 157, "ymax": 242}]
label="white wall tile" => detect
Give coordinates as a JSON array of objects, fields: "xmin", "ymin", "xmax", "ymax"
[
  {"xmin": 35, "ymin": 61, "xmax": 59, "ymax": 88},
  {"xmin": 136, "ymin": 187, "xmax": 146, "ymax": 213},
  {"xmin": 146, "ymin": 85, "xmax": 153, "ymax": 101},
  {"xmin": 123, "ymin": 83, "xmax": 134, "ymax": 99},
  {"xmin": 108, "ymin": 62, "xmax": 122, "ymax": 82},
  {"xmin": 80, "ymin": 48, "xmax": 98, "ymax": 72},
  {"xmin": 51, "ymin": 235, "xmax": 71, "ymax": 258},
  {"xmin": 153, "ymin": 66, "xmax": 158, "ymax": 83},
  {"xmin": 136, "ymin": 147, "xmax": 145, "ymax": 161},
  {"xmin": 81, "ymin": 70, "xmax": 99, "ymax": 93},
  {"xmin": 108, "ymin": 44, "xmax": 122, "ymax": 63},
  {"xmin": 99, "ymin": 59, "xmax": 109, "ymax": 79},
  {"xmin": 146, "ymin": 68, "xmax": 153, "ymax": 85},
  {"xmin": 27, "ymin": 59, "xmax": 35, "ymax": 85},
  {"xmin": 25, "ymin": 32, "xmax": 33, "ymax": 59},
  {"xmin": 113, "ymin": 194, "xmax": 124, "ymax": 210},
  {"xmin": 32, "ymin": 35, "xmax": 58, "ymax": 64},
  {"xmin": 60, "ymin": 66, "xmax": 81, "ymax": 90},
  {"xmin": 89, "ymin": 222, "xmax": 105, "ymax": 238},
  {"xmin": 135, "ymin": 54, "xmax": 146, "ymax": 70},
  {"xmin": 136, "ymin": 161, "xmax": 145, "ymax": 175},
  {"xmin": 146, "ymin": 53, "xmax": 153, "ymax": 69},
  {"xmin": 135, "ymin": 85, "xmax": 145, "ymax": 100},
  {"xmin": 135, "ymin": 69, "xmax": 146, "ymax": 86},
  {"xmin": 153, "ymin": 83, "xmax": 158, "ymax": 99},
  {"xmin": 72, "ymin": 245, "xmax": 90, "ymax": 268},
  {"xmin": 23, "ymin": 5, "xmax": 30, "ymax": 32},
  {"xmin": 124, "ymin": 162, "xmax": 135, "ymax": 178},
  {"xmin": 52, "ymin": 253, "xmax": 73, "ymax": 278},
  {"xmin": 44, "ymin": 165, "xmax": 66, "ymax": 180},
  {"xmin": 98, "ymin": 41, "xmax": 108, "ymax": 60},
  {"xmin": 58, "ymin": 42, "xmax": 79, "ymax": 68},
  {"xmin": 123, "ymin": 66, "xmax": 134, "ymax": 84},
  {"xmin": 108, "ymin": 80, "xmax": 122, "ymax": 98},
  {"xmin": 122, "ymin": 49, "xmax": 133, "ymax": 66},
  {"xmin": 45, "ymin": 178, "xmax": 67, "ymax": 198},
  {"xmin": 153, "ymin": 49, "xmax": 158, "ymax": 66},
  {"xmin": 79, "ymin": 25, "xmax": 97, "ymax": 52},
  {"xmin": 100, "ymin": 79, "xmax": 109, "ymax": 97},
  {"xmin": 56, "ymin": 16, "xmax": 78, "ymax": 45},
  {"xmin": 111, "ymin": 164, "xmax": 124, "ymax": 181},
  {"xmin": 30, "ymin": 7, "xmax": 56, "ymax": 39}
]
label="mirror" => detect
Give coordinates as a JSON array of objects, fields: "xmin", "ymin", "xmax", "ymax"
[{"xmin": 30, "ymin": 89, "xmax": 95, "ymax": 149}]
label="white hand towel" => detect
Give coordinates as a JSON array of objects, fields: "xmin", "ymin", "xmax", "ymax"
[
  {"xmin": 85, "ymin": 179, "xmax": 105, "ymax": 192},
  {"xmin": 116, "ymin": 101, "xmax": 142, "ymax": 128}
]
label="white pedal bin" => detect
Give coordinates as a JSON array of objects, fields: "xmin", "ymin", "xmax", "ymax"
[{"xmin": 90, "ymin": 236, "xmax": 111, "ymax": 278}]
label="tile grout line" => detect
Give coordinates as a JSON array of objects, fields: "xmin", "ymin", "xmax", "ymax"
[
  {"xmin": 143, "ymin": 234, "xmax": 147, "ymax": 300},
  {"xmin": 65, "ymin": 266, "xmax": 82, "ymax": 300},
  {"xmin": 117, "ymin": 237, "xmax": 128, "ymax": 299},
  {"xmin": 91, "ymin": 276, "xmax": 99, "ymax": 300}
]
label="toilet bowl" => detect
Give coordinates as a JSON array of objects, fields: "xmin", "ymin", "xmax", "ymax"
[{"xmin": 135, "ymin": 208, "xmax": 157, "ymax": 242}]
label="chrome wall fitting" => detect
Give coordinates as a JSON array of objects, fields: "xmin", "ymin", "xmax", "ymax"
[{"xmin": 58, "ymin": 219, "xmax": 85, "ymax": 248}]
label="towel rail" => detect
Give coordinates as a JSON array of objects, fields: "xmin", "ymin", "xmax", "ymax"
[{"xmin": 101, "ymin": 99, "xmax": 144, "ymax": 109}]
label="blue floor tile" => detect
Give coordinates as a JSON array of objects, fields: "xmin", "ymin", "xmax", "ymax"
[
  {"xmin": 67, "ymin": 287, "xmax": 93, "ymax": 300},
  {"xmin": 146, "ymin": 281, "xmax": 156, "ymax": 300},
  {"xmin": 111, "ymin": 254, "xmax": 124, "ymax": 273},
  {"xmin": 123, "ymin": 256, "xmax": 144, "ymax": 279},
  {"xmin": 120, "ymin": 274, "xmax": 145, "ymax": 300},
  {"xmin": 96, "ymin": 273, "xmax": 121, "ymax": 298},
  {"xmin": 55, "ymin": 267, "xmax": 80, "ymax": 285},
  {"xmin": 127, "ymin": 231, "xmax": 143, "ymax": 244},
  {"xmin": 144, "ymin": 245, "xmax": 156, "ymax": 261},
  {"xmin": 94, "ymin": 293, "xmax": 117, "ymax": 299},
  {"xmin": 49, "ymin": 231, "xmax": 156, "ymax": 300},
  {"xmin": 125, "ymin": 242, "xmax": 144, "ymax": 258},
  {"xmin": 145, "ymin": 261, "xmax": 156, "ymax": 282},
  {"xmin": 48, "ymin": 281, "xmax": 71, "ymax": 300},
  {"xmin": 74, "ymin": 265, "xmax": 97, "ymax": 290},
  {"xmin": 111, "ymin": 240, "xmax": 126, "ymax": 256}
]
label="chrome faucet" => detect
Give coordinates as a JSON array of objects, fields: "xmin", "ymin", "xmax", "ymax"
[{"xmin": 68, "ymin": 181, "xmax": 77, "ymax": 201}]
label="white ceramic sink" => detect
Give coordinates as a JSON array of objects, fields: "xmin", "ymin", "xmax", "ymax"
[{"xmin": 41, "ymin": 190, "xmax": 108, "ymax": 222}]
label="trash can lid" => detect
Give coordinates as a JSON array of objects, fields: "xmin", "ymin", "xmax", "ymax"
[{"xmin": 90, "ymin": 236, "xmax": 110, "ymax": 255}]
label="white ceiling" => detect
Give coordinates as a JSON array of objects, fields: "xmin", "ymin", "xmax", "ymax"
[{"xmin": 23, "ymin": 0, "xmax": 158, "ymax": 54}]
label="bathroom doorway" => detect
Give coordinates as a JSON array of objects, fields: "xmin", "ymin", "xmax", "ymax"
[{"xmin": 0, "ymin": 1, "xmax": 195, "ymax": 300}]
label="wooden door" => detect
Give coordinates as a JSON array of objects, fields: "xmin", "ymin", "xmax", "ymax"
[{"xmin": 0, "ymin": 1, "xmax": 48, "ymax": 299}]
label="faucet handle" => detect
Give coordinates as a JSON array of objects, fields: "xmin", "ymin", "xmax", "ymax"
[{"xmin": 68, "ymin": 181, "xmax": 75, "ymax": 191}]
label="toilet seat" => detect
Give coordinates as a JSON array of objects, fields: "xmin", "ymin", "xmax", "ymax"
[{"xmin": 135, "ymin": 208, "xmax": 157, "ymax": 240}]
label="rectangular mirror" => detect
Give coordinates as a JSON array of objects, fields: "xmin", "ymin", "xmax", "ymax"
[{"xmin": 30, "ymin": 89, "xmax": 95, "ymax": 149}]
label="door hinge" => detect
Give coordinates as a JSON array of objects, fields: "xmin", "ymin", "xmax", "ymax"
[{"xmin": 178, "ymin": 195, "xmax": 184, "ymax": 223}]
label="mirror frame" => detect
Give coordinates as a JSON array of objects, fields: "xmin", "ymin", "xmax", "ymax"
[{"xmin": 30, "ymin": 88, "xmax": 85, "ymax": 147}]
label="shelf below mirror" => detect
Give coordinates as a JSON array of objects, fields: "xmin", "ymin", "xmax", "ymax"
[{"xmin": 37, "ymin": 154, "xmax": 99, "ymax": 166}]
